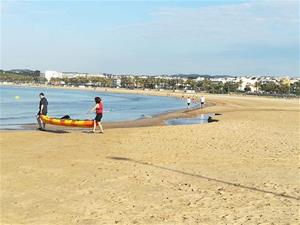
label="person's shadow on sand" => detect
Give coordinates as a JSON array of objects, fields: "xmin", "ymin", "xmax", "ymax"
[{"xmin": 82, "ymin": 131, "xmax": 98, "ymax": 134}]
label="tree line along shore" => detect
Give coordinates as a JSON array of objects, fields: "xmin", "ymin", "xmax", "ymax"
[{"xmin": 1, "ymin": 70, "xmax": 299, "ymax": 97}]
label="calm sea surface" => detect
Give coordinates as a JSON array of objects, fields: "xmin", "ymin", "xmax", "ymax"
[{"xmin": 0, "ymin": 86, "xmax": 189, "ymax": 129}]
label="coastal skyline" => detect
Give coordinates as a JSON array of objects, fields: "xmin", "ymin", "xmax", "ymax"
[{"xmin": 1, "ymin": 0, "xmax": 299, "ymax": 76}]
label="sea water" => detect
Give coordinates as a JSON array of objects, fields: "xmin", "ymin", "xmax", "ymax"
[
  {"xmin": 0, "ymin": 86, "xmax": 189, "ymax": 129},
  {"xmin": 165, "ymin": 114, "xmax": 215, "ymax": 126}
]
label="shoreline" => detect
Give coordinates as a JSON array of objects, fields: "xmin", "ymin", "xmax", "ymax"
[
  {"xmin": 1, "ymin": 84, "xmax": 217, "ymax": 131},
  {"xmin": 1, "ymin": 83, "xmax": 299, "ymax": 131},
  {"xmin": 1, "ymin": 104, "xmax": 216, "ymax": 132}
]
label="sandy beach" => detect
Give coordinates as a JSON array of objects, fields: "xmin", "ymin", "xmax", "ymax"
[{"xmin": 1, "ymin": 91, "xmax": 299, "ymax": 224}]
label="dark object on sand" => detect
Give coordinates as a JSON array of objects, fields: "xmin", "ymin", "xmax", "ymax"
[
  {"xmin": 208, "ymin": 116, "xmax": 218, "ymax": 123},
  {"xmin": 60, "ymin": 115, "xmax": 71, "ymax": 119}
]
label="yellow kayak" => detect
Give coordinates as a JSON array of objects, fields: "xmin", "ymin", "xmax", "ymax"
[{"xmin": 40, "ymin": 115, "xmax": 94, "ymax": 128}]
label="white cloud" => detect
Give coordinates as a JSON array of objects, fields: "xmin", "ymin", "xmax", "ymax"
[
  {"xmin": 103, "ymin": 0, "xmax": 299, "ymax": 75},
  {"xmin": 119, "ymin": 0, "xmax": 298, "ymax": 48}
]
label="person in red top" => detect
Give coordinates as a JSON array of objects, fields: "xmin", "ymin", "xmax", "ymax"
[{"xmin": 90, "ymin": 97, "xmax": 104, "ymax": 133}]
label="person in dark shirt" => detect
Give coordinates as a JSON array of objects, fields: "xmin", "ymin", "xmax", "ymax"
[{"xmin": 37, "ymin": 92, "xmax": 48, "ymax": 130}]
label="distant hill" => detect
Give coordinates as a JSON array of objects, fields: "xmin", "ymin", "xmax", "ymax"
[{"xmin": 1, "ymin": 69, "xmax": 40, "ymax": 76}]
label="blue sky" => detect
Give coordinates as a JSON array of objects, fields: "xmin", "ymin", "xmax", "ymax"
[{"xmin": 1, "ymin": 0, "xmax": 299, "ymax": 76}]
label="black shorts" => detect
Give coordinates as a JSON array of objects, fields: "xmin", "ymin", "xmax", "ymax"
[
  {"xmin": 37, "ymin": 111, "xmax": 47, "ymax": 116},
  {"xmin": 95, "ymin": 113, "xmax": 103, "ymax": 122}
]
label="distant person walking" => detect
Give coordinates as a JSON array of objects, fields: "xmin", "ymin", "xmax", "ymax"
[
  {"xmin": 187, "ymin": 97, "xmax": 191, "ymax": 109},
  {"xmin": 37, "ymin": 93, "xmax": 48, "ymax": 130},
  {"xmin": 90, "ymin": 97, "xmax": 104, "ymax": 133},
  {"xmin": 200, "ymin": 96, "xmax": 206, "ymax": 108}
]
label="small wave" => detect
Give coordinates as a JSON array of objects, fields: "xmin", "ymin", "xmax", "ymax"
[
  {"xmin": 0, "ymin": 115, "xmax": 36, "ymax": 120},
  {"xmin": 140, "ymin": 114, "xmax": 152, "ymax": 119}
]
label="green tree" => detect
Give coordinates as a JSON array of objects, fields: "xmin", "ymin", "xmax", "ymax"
[
  {"xmin": 254, "ymin": 81, "xmax": 261, "ymax": 92},
  {"xmin": 121, "ymin": 76, "xmax": 135, "ymax": 88},
  {"xmin": 223, "ymin": 82, "xmax": 239, "ymax": 93},
  {"xmin": 290, "ymin": 81, "xmax": 300, "ymax": 96},
  {"xmin": 260, "ymin": 81, "xmax": 280, "ymax": 94},
  {"xmin": 279, "ymin": 80, "xmax": 290, "ymax": 94},
  {"xmin": 0, "ymin": 72, "xmax": 36, "ymax": 83}
]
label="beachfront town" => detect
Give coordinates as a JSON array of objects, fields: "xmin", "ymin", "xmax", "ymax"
[{"xmin": 1, "ymin": 69, "xmax": 300, "ymax": 96}]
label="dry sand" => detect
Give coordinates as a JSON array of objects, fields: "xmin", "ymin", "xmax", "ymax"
[{"xmin": 1, "ymin": 92, "xmax": 299, "ymax": 225}]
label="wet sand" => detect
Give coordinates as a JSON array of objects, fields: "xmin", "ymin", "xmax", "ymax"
[{"xmin": 1, "ymin": 92, "xmax": 299, "ymax": 225}]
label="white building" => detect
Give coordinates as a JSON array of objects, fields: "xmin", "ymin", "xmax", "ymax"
[
  {"xmin": 112, "ymin": 78, "xmax": 121, "ymax": 87},
  {"xmin": 290, "ymin": 77, "xmax": 300, "ymax": 84},
  {"xmin": 238, "ymin": 77, "xmax": 259, "ymax": 92},
  {"xmin": 195, "ymin": 77, "xmax": 205, "ymax": 82},
  {"xmin": 86, "ymin": 74, "xmax": 106, "ymax": 78},
  {"xmin": 210, "ymin": 77, "xmax": 239, "ymax": 83},
  {"xmin": 62, "ymin": 72, "xmax": 88, "ymax": 78},
  {"xmin": 45, "ymin": 71, "xmax": 63, "ymax": 81}
]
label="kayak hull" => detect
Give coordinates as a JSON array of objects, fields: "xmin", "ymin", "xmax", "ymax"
[{"xmin": 40, "ymin": 115, "xmax": 94, "ymax": 128}]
